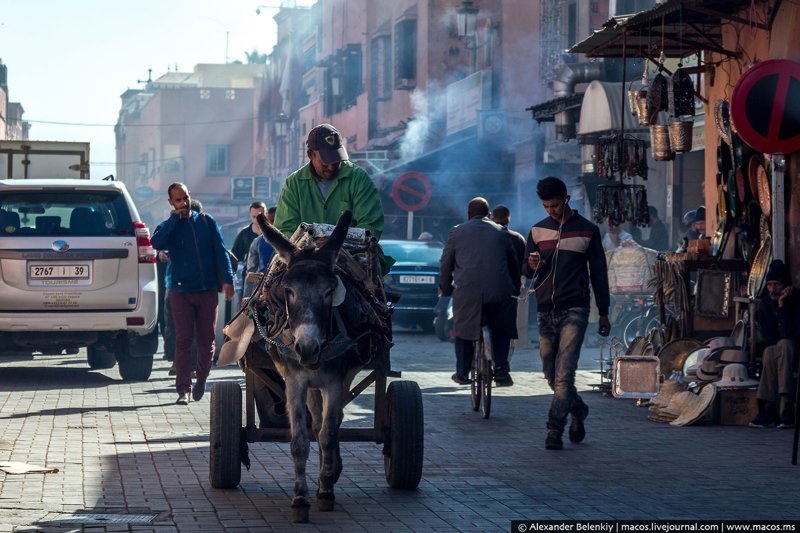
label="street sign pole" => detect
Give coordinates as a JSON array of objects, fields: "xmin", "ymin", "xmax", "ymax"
[{"xmin": 406, "ymin": 211, "xmax": 414, "ymax": 240}]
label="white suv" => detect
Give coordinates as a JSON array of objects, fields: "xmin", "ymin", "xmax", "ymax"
[{"xmin": 0, "ymin": 178, "xmax": 158, "ymax": 380}]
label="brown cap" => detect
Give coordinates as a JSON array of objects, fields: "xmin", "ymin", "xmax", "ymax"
[{"xmin": 307, "ymin": 124, "xmax": 349, "ymax": 164}]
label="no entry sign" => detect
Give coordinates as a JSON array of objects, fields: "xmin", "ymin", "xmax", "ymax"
[
  {"xmin": 731, "ymin": 59, "xmax": 800, "ymax": 154},
  {"xmin": 391, "ymin": 171, "xmax": 432, "ymax": 212}
]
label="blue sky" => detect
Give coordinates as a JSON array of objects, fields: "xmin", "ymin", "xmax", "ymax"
[{"xmin": 0, "ymin": 0, "xmax": 310, "ymax": 177}]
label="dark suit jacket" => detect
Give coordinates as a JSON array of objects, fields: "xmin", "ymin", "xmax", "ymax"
[{"xmin": 439, "ymin": 216, "xmax": 520, "ymax": 340}]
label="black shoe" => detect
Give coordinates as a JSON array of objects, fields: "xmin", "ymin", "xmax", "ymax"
[
  {"xmin": 192, "ymin": 377, "xmax": 206, "ymax": 401},
  {"xmin": 168, "ymin": 364, "xmax": 176, "ymax": 376},
  {"xmin": 494, "ymin": 372, "xmax": 514, "ymax": 387},
  {"xmin": 176, "ymin": 393, "xmax": 190, "ymax": 406},
  {"xmin": 749, "ymin": 413, "xmax": 774, "ymax": 428},
  {"xmin": 569, "ymin": 403, "xmax": 589, "ymax": 443},
  {"xmin": 545, "ymin": 430, "xmax": 563, "ymax": 450},
  {"xmin": 451, "ymin": 373, "xmax": 471, "ymax": 385}
]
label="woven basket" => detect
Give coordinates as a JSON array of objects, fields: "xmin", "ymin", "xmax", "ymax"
[
  {"xmin": 650, "ymin": 124, "xmax": 673, "ymax": 161},
  {"xmin": 668, "ymin": 118, "xmax": 694, "ymax": 152},
  {"xmin": 636, "ymin": 91, "xmax": 650, "ymax": 125},
  {"xmin": 628, "ymin": 89, "xmax": 641, "ymax": 117}
]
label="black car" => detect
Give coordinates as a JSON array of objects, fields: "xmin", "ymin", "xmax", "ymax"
[{"xmin": 381, "ymin": 239, "xmax": 444, "ymax": 332}]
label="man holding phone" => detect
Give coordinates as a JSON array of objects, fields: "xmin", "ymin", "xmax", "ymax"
[
  {"xmin": 151, "ymin": 183, "xmax": 234, "ymax": 406},
  {"xmin": 524, "ymin": 177, "xmax": 610, "ymax": 450}
]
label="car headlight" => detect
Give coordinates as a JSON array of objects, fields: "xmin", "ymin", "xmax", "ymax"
[{"xmin": 382, "ymin": 274, "xmax": 395, "ymax": 285}]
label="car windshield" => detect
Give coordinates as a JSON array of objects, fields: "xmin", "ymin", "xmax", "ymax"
[
  {"xmin": 382, "ymin": 241, "xmax": 443, "ymax": 264},
  {"xmin": 0, "ymin": 190, "xmax": 134, "ymax": 237}
]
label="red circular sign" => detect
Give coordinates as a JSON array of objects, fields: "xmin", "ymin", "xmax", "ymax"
[
  {"xmin": 731, "ymin": 59, "xmax": 800, "ymax": 154},
  {"xmin": 391, "ymin": 171, "xmax": 432, "ymax": 212}
]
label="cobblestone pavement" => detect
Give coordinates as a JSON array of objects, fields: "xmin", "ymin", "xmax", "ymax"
[{"xmin": 0, "ymin": 331, "xmax": 798, "ymax": 532}]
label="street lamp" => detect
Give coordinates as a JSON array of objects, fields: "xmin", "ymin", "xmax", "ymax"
[
  {"xmin": 274, "ymin": 112, "xmax": 289, "ymax": 138},
  {"xmin": 456, "ymin": 0, "xmax": 479, "ymax": 39},
  {"xmin": 455, "ymin": 0, "xmax": 496, "ymax": 74}
]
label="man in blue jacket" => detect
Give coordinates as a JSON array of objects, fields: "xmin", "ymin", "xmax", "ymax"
[{"xmin": 152, "ymin": 183, "xmax": 234, "ymax": 405}]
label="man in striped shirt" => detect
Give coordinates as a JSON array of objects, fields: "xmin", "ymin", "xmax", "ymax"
[{"xmin": 524, "ymin": 177, "xmax": 611, "ymax": 450}]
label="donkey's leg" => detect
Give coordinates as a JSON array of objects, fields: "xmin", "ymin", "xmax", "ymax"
[
  {"xmin": 316, "ymin": 384, "xmax": 344, "ymax": 511},
  {"xmin": 286, "ymin": 374, "xmax": 311, "ymax": 523}
]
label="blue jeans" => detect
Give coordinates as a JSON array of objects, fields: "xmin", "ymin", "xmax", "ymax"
[{"xmin": 537, "ymin": 307, "xmax": 590, "ymax": 433}]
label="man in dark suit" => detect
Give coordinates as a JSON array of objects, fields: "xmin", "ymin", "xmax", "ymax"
[{"xmin": 439, "ymin": 197, "xmax": 520, "ymax": 387}]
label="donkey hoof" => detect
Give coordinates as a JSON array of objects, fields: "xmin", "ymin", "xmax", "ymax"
[
  {"xmin": 291, "ymin": 499, "xmax": 310, "ymax": 523},
  {"xmin": 317, "ymin": 492, "xmax": 335, "ymax": 512}
]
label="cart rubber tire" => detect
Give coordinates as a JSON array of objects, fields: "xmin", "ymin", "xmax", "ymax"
[
  {"xmin": 209, "ymin": 382, "xmax": 242, "ymax": 489},
  {"xmin": 87, "ymin": 345, "xmax": 116, "ymax": 370},
  {"xmin": 384, "ymin": 380, "xmax": 424, "ymax": 490}
]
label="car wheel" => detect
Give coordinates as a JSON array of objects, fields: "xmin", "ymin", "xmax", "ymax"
[
  {"xmin": 418, "ymin": 320, "xmax": 435, "ymax": 334},
  {"xmin": 116, "ymin": 338, "xmax": 153, "ymax": 381},
  {"xmin": 87, "ymin": 345, "xmax": 116, "ymax": 369}
]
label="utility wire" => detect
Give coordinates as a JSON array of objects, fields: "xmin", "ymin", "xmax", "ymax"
[{"xmin": 24, "ymin": 117, "xmax": 257, "ymax": 127}]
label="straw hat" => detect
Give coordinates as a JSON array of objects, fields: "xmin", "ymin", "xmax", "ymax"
[
  {"xmin": 706, "ymin": 336, "xmax": 735, "ymax": 351},
  {"xmin": 719, "ymin": 349, "xmax": 748, "ymax": 364},
  {"xmin": 217, "ymin": 314, "xmax": 255, "ymax": 367},
  {"xmin": 661, "ymin": 390, "xmax": 691, "ymax": 417},
  {"xmin": 714, "ymin": 363, "xmax": 759, "ymax": 388},
  {"xmin": 650, "ymin": 379, "xmax": 685, "ymax": 408},
  {"xmin": 671, "ymin": 385, "xmax": 717, "ymax": 426},
  {"xmin": 695, "ymin": 360, "xmax": 723, "ymax": 382}
]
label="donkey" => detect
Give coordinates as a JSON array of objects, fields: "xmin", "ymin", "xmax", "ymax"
[{"xmin": 255, "ymin": 210, "xmax": 369, "ymax": 523}]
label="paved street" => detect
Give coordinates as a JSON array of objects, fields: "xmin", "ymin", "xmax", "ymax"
[{"xmin": 0, "ymin": 330, "xmax": 798, "ymax": 532}]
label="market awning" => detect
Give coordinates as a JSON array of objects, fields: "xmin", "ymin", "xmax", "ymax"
[
  {"xmin": 577, "ymin": 81, "xmax": 647, "ymax": 139},
  {"xmin": 526, "ymin": 93, "xmax": 584, "ymax": 123},
  {"xmin": 569, "ymin": 0, "xmax": 779, "ymax": 60}
]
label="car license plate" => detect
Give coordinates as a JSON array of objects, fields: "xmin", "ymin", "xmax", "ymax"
[
  {"xmin": 28, "ymin": 263, "xmax": 91, "ymax": 286},
  {"xmin": 399, "ymin": 275, "xmax": 435, "ymax": 284}
]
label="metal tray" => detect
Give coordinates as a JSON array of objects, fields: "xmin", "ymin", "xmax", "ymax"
[{"xmin": 612, "ymin": 355, "xmax": 661, "ymax": 399}]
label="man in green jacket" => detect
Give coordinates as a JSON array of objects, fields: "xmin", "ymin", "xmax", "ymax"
[{"xmin": 274, "ymin": 123, "xmax": 392, "ymax": 272}]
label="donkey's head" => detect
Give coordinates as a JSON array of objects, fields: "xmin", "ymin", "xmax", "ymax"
[{"xmin": 257, "ymin": 211, "xmax": 352, "ymax": 369}]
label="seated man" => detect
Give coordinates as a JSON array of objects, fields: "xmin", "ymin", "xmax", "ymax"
[
  {"xmin": 750, "ymin": 260, "xmax": 800, "ymax": 429},
  {"xmin": 438, "ymin": 197, "xmax": 520, "ymax": 387}
]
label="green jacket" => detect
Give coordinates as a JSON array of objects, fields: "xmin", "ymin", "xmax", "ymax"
[
  {"xmin": 275, "ymin": 160, "xmax": 384, "ymax": 238},
  {"xmin": 274, "ymin": 161, "xmax": 393, "ymax": 272}
]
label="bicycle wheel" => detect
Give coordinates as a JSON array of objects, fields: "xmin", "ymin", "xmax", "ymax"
[
  {"xmin": 480, "ymin": 327, "xmax": 493, "ymax": 419},
  {"xmin": 470, "ymin": 343, "xmax": 481, "ymax": 411},
  {"xmin": 481, "ymin": 350, "xmax": 493, "ymax": 419}
]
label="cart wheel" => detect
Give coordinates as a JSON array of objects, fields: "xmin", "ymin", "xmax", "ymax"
[
  {"xmin": 384, "ymin": 380, "xmax": 424, "ymax": 490},
  {"xmin": 470, "ymin": 352, "xmax": 481, "ymax": 412},
  {"xmin": 209, "ymin": 382, "xmax": 242, "ymax": 489}
]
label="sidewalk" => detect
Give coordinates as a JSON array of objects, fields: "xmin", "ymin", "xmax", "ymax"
[{"xmin": 0, "ymin": 334, "xmax": 797, "ymax": 532}]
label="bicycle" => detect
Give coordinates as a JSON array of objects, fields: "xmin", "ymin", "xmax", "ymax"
[{"xmin": 470, "ymin": 326, "xmax": 493, "ymax": 419}]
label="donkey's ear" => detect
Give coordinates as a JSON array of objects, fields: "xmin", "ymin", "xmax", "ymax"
[
  {"xmin": 318, "ymin": 210, "xmax": 352, "ymax": 266},
  {"xmin": 256, "ymin": 213, "xmax": 296, "ymax": 263}
]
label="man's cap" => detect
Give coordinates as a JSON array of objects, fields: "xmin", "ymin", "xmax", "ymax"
[
  {"xmin": 766, "ymin": 259, "xmax": 791, "ymax": 285},
  {"xmin": 695, "ymin": 205, "xmax": 706, "ymax": 222},
  {"xmin": 307, "ymin": 124, "xmax": 349, "ymax": 164}
]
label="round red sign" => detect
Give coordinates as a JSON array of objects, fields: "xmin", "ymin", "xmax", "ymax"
[
  {"xmin": 731, "ymin": 59, "xmax": 800, "ymax": 154},
  {"xmin": 391, "ymin": 172, "xmax": 432, "ymax": 212}
]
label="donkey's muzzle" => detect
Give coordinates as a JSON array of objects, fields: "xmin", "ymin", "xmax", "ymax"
[{"xmin": 294, "ymin": 338, "xmax": 322, "ymax": 369}]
